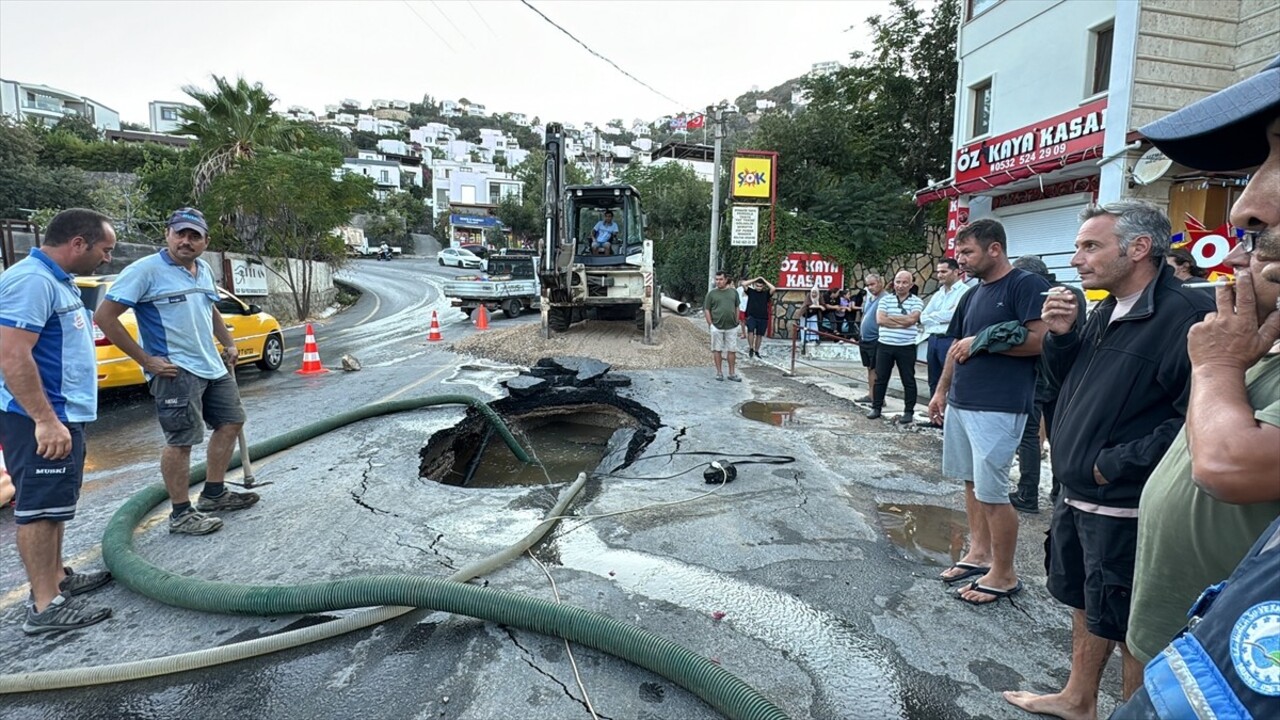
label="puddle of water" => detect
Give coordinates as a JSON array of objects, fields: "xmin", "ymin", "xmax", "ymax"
[
  {"xmin": 877, "ymin": 504, "xmax": 968, "ymax": 567},
  {"xmin": 556, "ymin": 528, "xmax": 904, "ymax": 717},
  {"xmin": 739, "ymin": 401, "xmax": 803, "ymax": 426},
  {"xmin": 457, "ymin": 420, "xmax": 615, "ymax": 487}
]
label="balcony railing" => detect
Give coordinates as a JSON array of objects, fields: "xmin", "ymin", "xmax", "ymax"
[{"xmin": 22, "ymin": 98, "xmax": 68, "ymax": 113}]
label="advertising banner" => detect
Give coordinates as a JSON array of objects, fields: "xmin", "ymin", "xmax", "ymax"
[
  {"xmin": 228, "ymin": 257, "xmax": 269, "ymax": 297},
  {"xmin": 778, "ymin": 252, "xmax": 842, "ymax": 290},
  {"xmin": 732, "ymin": 155, "xmax": 773, "ymax": 199},
  {"xmin": 954, "ymin": 97, "xmax": 1108, "ymax": 185},
  {"xmin": 944, "ymin": 200, "xmax": 969, "ymax": 259},
  {"xmin": 730, "ymin": 206, "xmax": 759, "ymax": 247}
]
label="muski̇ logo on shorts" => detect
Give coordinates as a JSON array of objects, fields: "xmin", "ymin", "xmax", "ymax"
[{"xmin": 1230, "ymin": 601, "xmax": 1280, "ymax": 696}]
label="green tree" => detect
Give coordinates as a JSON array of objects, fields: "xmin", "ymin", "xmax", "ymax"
[
  {"xmin": 176, "ymin": 75, "xmax": 304, "ymax": 194},
  {"xmin": 0, "ymin": 119, "xmax": 92, "ymax": 219},
  {"xmin": 493, "ymin": 149, "xmax": 588, "ymax": 245},
  {"xmin": 617, "ymin": 162, "xmax": 712, "ymax": 300},
  {"xmin": 202, "ymin": 149, "xmax": 374, "ymax": 319},
  {"xmin": 53, "ymin": 114, "xmax": 101, "ymax": 143},
  {"xmin": 743, "ymin": 0, "xmax": 957, "ymax": 262}
]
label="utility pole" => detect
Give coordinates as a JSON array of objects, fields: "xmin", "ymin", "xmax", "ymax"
[
  {"xmin": 706, "ymin": 105, "xmax": 725, "ymax": 291},
  {"xmin": 592, "ymin": 133, "xmax": 602, "ymax": 184}
]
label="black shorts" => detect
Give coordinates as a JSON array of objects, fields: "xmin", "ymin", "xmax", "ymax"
[
  {"xmin": 148, "ymin": 369, "xmax": 246, "ymax": 447},
  {"xmin": 859, "ymin": 340, "xmax": 879, "ymax": 368},
  {"xmin": 0, "ymin": 411, "xmax": 86, "ymax": 525},
  {"xmin": 1046, "ymin": 499, "xmax": 1138, "ymax": 642}
]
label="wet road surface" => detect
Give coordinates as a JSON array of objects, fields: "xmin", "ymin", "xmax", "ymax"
[{"xmin": 0, "ymin": 257, "xmax": 1098, "ymax": 719}]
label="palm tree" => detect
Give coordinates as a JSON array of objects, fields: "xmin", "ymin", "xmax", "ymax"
[{"xmin": 176, "ymin": 76, "xmax": 302, "ymax": 195}]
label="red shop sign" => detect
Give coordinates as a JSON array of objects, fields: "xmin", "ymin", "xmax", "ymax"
[
  {"xmin": 779, "ymin": 252, "xmax": 843, "ymax": 290},
  {"xmin": 955, "ymin": 98, "xmax": 1108, "ymax": 184}
]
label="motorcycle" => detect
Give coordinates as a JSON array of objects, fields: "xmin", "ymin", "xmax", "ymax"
[{"xmin": 377, "ymin": 248, "xmax": 392, "ymax": 261}]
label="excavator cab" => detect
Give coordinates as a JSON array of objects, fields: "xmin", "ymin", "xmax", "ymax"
[{"xmin": 565, "ymin": 186, "xmax": 643, "ymax": 266}]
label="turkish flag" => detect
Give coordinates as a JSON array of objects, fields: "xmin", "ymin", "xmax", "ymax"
[{"xmin": 686, "ymin": 113, "xmax": 705, "ymax": 130}]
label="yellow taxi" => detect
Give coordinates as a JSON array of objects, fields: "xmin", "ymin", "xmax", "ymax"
[{"xmin": 75, "ymin": 275, "xmax": 286, "ymax": 390}]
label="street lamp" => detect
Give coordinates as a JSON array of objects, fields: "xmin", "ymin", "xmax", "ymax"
[{"xmin": 707, "ymin": 102, "xmax": 738, "ymax": 291}]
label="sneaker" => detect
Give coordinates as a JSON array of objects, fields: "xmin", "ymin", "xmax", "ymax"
[
  {"xmin": 897, "ymin": 413, "xmax": 913, "ymax": 425},
  {"xmin": 195, "ymin": 489, "xmax": 260, "ymax": 513},
  {"xmin": 726, "ymin": 374, "xmax": 742, "ymax": 382},
  {"xmin": 170, "ymin": 508, "xmax": 224, "ymax": 535},
  {"xmin": 22, "ymin": 593, "xmax": 111, "ymax": 635},
  {"xmin": 715, "ymin": 374, "xmax": 724, "ymax": 381},
  {"xmin": 857, "ymin": 395, "xmax": 873, "ymax": 403},
  {"xmin": 59, "ymin": 566, "xmax": 112, "ymax": 597},
  {"xmin": 1009, "ymin": 492, "xmax": 1040, "ymax": 514}
]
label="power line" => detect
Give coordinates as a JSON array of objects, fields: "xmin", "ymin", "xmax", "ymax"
[
  {"xmin": 518, "ymin": 0, "xmax": 690, "ymax": 111},
  {"xmin": 429, "ymin": 0, "xmax": 475, "ymax": 49},
  {"xmin": 466, "ymin": 0, "xmax": 498, "ymax": 39},
  {"xmin": 401, "ymin": 0, "xmax": 456, "ymax": 53}
]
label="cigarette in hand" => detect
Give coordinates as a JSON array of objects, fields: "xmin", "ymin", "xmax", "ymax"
[{"xmin": 1183, "ymin": 279, "xmax": 1236, "ymax": 288}]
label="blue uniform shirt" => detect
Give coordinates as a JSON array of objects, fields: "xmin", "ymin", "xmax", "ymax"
[
  {"xmin": 0, "ymin": 249, "xmax": 98, "ymax": 422},
  {"xmin": 592, "ymin": 221, "xmax": 619, "ymax": 246},
  {"xmin": 105, "ymin": 250, "xmax": 227, "ymax": 380}
]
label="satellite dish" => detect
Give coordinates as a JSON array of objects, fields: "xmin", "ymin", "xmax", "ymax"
[{"xmin": 1132, "ymin": 147, "xmax": 1173, "ymax": 186}]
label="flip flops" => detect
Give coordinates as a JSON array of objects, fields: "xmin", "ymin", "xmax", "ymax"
[
  {"xmin": 954, "ymin": 579, "xmax": 1024, "ymax": 606},
  {"xmin": 939, "ymin": 562, "xmax": 989, "ymax": 584}
]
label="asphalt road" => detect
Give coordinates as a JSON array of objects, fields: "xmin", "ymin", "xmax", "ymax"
[{"xmin": 0, "ymin": 257, "xmax": 1093, "ymax": 719}]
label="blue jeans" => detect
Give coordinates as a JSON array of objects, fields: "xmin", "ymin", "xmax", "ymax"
[{"xmin": 926, "ymin": 335, "xmax": 953, "ymax": 398}]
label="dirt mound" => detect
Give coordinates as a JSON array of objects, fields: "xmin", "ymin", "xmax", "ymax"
[{"xmin": 452, "ymin": 316, "xmax": 712, "ymax": 370}]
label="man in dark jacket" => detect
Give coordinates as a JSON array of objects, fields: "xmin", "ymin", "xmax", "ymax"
[{"xmin": 1003, "ymin": 200, "xmax": 1213, "ymax": 719}]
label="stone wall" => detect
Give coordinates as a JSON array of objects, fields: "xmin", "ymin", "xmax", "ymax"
[{"xmin": 769, "ymin": 227, "xmax": 948, "ymax": 339}]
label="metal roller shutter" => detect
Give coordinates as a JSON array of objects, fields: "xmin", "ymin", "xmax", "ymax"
[{"xmin": 994, "ymin": 194, "xmax": 1091, "ymax": 283}]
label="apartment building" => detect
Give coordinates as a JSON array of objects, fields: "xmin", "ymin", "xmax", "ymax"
[
  {"xmin": 916, "ymin": 0, "xmax": 1279, "ymax": 280},
  {"xmin": 1, "ymin": 78, "xmax": 120, "ymax": 130},
  {"xmin": 428, "ymin": 159, "xmax": 522, "ymax": 220}
]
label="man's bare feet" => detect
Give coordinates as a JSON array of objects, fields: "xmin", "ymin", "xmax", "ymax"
[
  {"xmin": 1002, "ymin": 690, "xmax": 1095, "ymax": 720},
  {"xmin": 939, "ymin": 557, "xmax": 990, "ymax": 582},
  {"xmin": 956, "ymin": 572, "xmax": 1021, "ymax": 604}
]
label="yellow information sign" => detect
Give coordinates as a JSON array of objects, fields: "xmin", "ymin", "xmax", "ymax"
[{"xmin": 732, "ymin": 156, "xmax": 772, "ymax": 199}]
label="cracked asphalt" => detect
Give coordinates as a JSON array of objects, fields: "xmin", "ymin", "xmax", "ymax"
[{"xmin": 0, "ymin": 258, "xmax": 1103, "ymax": 719}]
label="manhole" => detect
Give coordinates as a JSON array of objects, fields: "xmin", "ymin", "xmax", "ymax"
[
  {"xmin": 739, "ymin": 401, "xmax": 803, "ymax": 426},
  {"xmin": 876, "ymin": 503, "xmax": 968, "ymax": 566},
  {"xmin": 420, "ymin": 388, "xmax": 659, "ymax": 488}
]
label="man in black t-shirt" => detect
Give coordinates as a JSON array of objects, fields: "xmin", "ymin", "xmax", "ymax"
[
  {"xmin": 740, "ymin": 276, "xmax": 775, "ymax": 359},
  {"xmin": 929, "ymin": 219, "xmax": 1050, "ymax": 605}
]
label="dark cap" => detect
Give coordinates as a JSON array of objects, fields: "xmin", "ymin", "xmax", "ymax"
[
  {"xmin": 1140, "ymin": 55, "xmax": 1280, "ymax": 171},
  {"xmin": 167, "ymin": 207, "xmax": 208, "ymax": 237}
]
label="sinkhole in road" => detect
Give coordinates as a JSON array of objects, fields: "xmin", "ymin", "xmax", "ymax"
[
  {"xmin": 877, "ymin": 503, "xmax": 969, "ymax": 567},
  {"xmin": 738, "ymin": 401, "xmax": 804, "ymax": 426},
  {"xmin": 420, "ymin": 388, "xmax": 660, "ymax": 488}
]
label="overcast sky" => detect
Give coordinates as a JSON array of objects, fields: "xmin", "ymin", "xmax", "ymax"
[{"xmin": 0, "ymin": 0, "xmax": 898, "ymax": 127}]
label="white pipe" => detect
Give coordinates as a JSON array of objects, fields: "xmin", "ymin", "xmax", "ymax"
[
  {"xmin": 1096, "ymin": 140, "xmax": 1142, "ymax": 166},
  {"xmin": 660, "ymin": 294, "xmax": 690, "ymax": 315}
]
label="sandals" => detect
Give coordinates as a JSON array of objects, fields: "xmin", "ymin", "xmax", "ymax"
[
  {"xmin": 954, "ymin": 579, "xmax": 1024, "ymax": 606},
  {"xmin": 939, "ymin": 561, "xmax": 990, "ymax": 584}
]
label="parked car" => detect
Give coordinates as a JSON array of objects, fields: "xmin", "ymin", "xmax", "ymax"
[
  {"xmin": 75, "ymin": 275, "xmax": 286, "ymax": 390},
  {"xmin": 460, "ymin": 244, "xmax": 489, "ymax": 261},
  {"xmin": 439, "ymin": 247, "xmax": 484, "ymax": 269}
]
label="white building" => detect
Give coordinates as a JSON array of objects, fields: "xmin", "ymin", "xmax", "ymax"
[
  {"xmin": 790, "ymin": 88, "xmax": 810, "ymax": 109},
  {"xmin": 410, "ymin": 122, "xmax": 460, "ymax": 149},
  {"xmin": 357, "ymin": 116, "xmax": 404, "ymax": 135},
  {"xmin": 342, "ymin": 151, "xmax": 403, "ymax": 200},
  {"xmin": 324, "ymin": 104, "xmax": 341, "ymax": 115},
  {"xmin": 915, "ymin": 0, "xmax": 1279, "ymax": 281},
  {"xmin": 463, "ymin": 102, "xmax": 487, "ymax": 117},
  {"xmin": 508, "ymin": 112, "xmax": 530, "ymax": 126},
  {"xmin": 0, "ymin": 79, "xmax": 120, "ymax": 130},
  {"xmin": 810, "ymin": 61, "xmax": 841, "ymax": 75},
  {"xmin": 755, "ymin": 99, "xmax": 777, "ymax": 112},
  {"xmin": 333, "ymin": 113, "xmax": 357, "ymax": 126},
  {"xmin": 340, "ymin": 98, "xmax": 362, "ymax": 110},
  {"xmin": 371, "ymin": 99, "xmax": 391, "ymax": 110},
  {"xmin": 441, "ymin": 100, "xmax": 461, "ymax": 118},
  {"xmin": 631, "ymin": 122, "xmax": 651, "ymax": 137},
  {"xmin": 284, "ymin": 105, "xmax": 316, "ymax": 123},
  {"xmin": 650, "ymin": 141, "xmax": 715, "ymax": 182},
  {"xmin": 428, "ymin": 158, "xmax": 523, "ymax": 219},
  {"xmin": 148, "ymin": 100, "xmax": 192, "ymax": 133}
]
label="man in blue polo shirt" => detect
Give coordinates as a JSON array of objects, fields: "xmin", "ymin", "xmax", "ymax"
[
  {"xmin": 0, "ymin": 208, "xmax": 117, "ymax": 634},
  {"xmin": 95, "ymin": 207, "xmax": 258, "ymax": 536}
]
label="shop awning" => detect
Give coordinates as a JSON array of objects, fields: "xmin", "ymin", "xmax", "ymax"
[{"xmin": 914, "ymin": 143, "xmax": 1105, "ymax": 206}]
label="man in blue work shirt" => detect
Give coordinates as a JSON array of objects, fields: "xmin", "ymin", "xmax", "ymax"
[
  {"xmin": 95, "ymin": 208, "xmax": 258, "ymax": 536},
  {"xmin": 0, "ymin": 208, "xmax": 117, "ymax": 634},
  {"xmin": 591, "ymin": 210, "xmax": 620, "ymax": 255}
]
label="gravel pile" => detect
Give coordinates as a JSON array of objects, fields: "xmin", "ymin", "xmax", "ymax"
[{"xmin": 452, "ymin": 316, "xmax": 712, "ymax": 370}]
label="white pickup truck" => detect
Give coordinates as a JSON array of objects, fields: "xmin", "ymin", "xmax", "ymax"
[{"xmin": 442, "ymin": 253, "xmax": 540, "ymax": 319}]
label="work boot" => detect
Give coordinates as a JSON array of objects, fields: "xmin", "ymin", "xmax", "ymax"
[
  {"xmin": 1009, "ymin": 486, "xmax": 1040, "ymax": 514},
  {"xmin": 865, "ymin": 408, "xmax": 883, "ymax": 420}
]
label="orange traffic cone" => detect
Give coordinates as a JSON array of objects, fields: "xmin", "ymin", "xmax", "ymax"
[
  {"xmin": 295, "ymin": 323, "xmax": 329, "ymax": 375},
  {"xmin": 474, "ymin": 304, "xmax": 490, "ymax": 331},
  {"xmin": 427, "ymin": 310, "xmax": 443, "ymax": 342}
]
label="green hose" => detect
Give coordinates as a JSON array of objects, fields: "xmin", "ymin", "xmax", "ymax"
[{"xmin": 97, "ymin": 395, "xmax": 790, "ymax": 720}]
